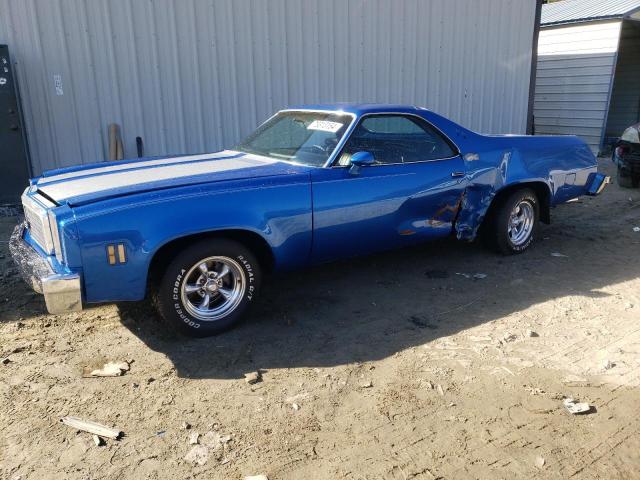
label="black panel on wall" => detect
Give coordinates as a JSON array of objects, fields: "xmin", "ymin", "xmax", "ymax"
[{"xmin": 0, "ymin": 44, "xmax": 31, "ymax": 205}]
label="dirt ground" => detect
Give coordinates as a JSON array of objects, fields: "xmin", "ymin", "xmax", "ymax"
[{"xmin": 1, "ymin": 158, "xmax": 639, "ymax": 480}]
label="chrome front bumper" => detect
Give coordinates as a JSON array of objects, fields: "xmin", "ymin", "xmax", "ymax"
[{"xmin": 9, "ymin": 223, "xmax": 82, "ymax": 314}]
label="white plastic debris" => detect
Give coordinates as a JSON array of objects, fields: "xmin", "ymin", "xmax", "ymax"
[
  {"xmin": 82, "ymin": 361, "xmax": 130, "ymax": 378},
  {"xmin": 563, "ymin": 398, "xmax": 592, "ymax": 415},
  {"xmin": 292, "ymin": 403, "xmax": 300, "ymax": 411},
  {"xmin": 189, "ymin": 431, "xmax": 200, "ymax": 445},
  {"xmin": 535, "ymin": 456, "xmax": 545, "ymax": 468},
  {"xmin": 633, "ymin": 227, "xmax": 640, "ymax": 232},
  {"xmin": 244, "ymin": 371, "xmax": 261, "ymax": 384},
  {"xmin": 502, "ymin": 332, "xmax": 517, "ymax": 343},
  {"xmin": 60, "ymin": 416, "xmax": 123, "ymax": 439}
]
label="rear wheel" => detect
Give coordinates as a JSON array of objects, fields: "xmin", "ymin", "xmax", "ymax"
[
  {"xmin": 485, "ymin": 189, "xmax": 539, "ymax": 255},
  {"xmin": 155, "ymin": 238, "xmax": 261, "ymax": 337}
]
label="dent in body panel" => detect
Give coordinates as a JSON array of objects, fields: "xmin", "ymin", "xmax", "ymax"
[
  {"xmin": 454, "ymin": 149, "xmax": 511, "ymax": 241},
  {"xmin": 454, "ymin": 136, "xmax": 597, "ymax": 240},
  {"xmin": 73, "ymin": 176, "xmax": 313, "ymax": 303}
]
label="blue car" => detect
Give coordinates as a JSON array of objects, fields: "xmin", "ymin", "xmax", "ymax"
[{"xmin": 11, "ymin": 104, "xmax": 609, "ymax": 336}]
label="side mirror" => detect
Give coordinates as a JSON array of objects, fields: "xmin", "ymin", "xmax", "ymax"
[{"xmin": 349, "ymin": 151, "xmax": 375, "ymax": 175}]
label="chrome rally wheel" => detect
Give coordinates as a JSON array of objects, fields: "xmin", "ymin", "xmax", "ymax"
[
  {"xmin": 181, "ymin": 256, "xmax": 246, "ymax": 321},
  {"xmin": 156, "ymin": 238, "xmax": 262, "ymax": 337},
  {"xmin": 484, "ymin": 188, "xmax": 539, "ymax": 255},
  {"xmin": 507, "ymin": 200, "xmax": 535, "ymax": 247}
]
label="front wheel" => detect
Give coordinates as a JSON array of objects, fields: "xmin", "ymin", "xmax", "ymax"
[
  {"xmin": 155, "ymin": 238, "xmax": 261, "ymax": 337},
  {"xmin": 485, "ymin": 189, "xmax": 539, "ymax": 255}
]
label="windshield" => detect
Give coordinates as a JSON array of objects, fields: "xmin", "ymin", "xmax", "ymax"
[{"xmin": 234, "ymin": 111, "xmax": 353, "ymax": 166}]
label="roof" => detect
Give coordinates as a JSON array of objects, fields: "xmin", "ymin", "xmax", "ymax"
[
  {"xmin": 541, "ymin": 0, "xmax": 640, "ymax": 26},
  {"xmin": 286, "ymin": 103, "xmax": 425, "ymax": 115}
]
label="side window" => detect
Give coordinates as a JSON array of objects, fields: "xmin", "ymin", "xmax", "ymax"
[{"xmin": 338, "ymin": 114, "xmax": 457, "ymax": 166}]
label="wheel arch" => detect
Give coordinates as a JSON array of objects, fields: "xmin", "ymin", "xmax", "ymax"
[
  {"xmin": 486, "ymin": 181, "xmax": 552, "ymax": 225},
  {"xmin": 147, "ymin": 229, "xmax": 275, "ymax": 291}
]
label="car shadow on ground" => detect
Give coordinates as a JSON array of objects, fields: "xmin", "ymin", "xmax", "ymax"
[{"xmin": 114, "ymin": 211, "xmax": 634, "ymax": 380}]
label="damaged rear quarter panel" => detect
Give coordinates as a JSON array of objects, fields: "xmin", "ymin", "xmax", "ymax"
[{"xmin": 452, "ymin": 134, "xmax": 597, "ymax": 241}]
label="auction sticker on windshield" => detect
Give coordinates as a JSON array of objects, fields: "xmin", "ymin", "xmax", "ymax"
[{"xmin": 307, "ymin": 120, "xmax": 343, "ymax": 133}]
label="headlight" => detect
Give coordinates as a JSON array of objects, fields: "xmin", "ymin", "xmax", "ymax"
[
  {"xmin": 48, "ymin": 210, "xmax": 64, "ymax": 261},
  {"xmin": 621, "ymin": 126, "xmax": 640, "ymax": 143}
]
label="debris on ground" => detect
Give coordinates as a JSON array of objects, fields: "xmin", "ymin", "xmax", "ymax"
[
  {"xmin": 244, "ymin": 371, "xmax": 261, "ymax": 384},
  {"xmin": 184, "ymin": 430, "xmax": 231, "ymax": 466},
  {"xmin": 92, "ymin": 435, "xmax": 104, "ymax": 447},
  {"xmin": 526, "ymin": 329, "xmax": 539, "ymax": 337},
  {"xmin": 603, "ymin": 360, "xmax": 615, "ymax": 370},
  {"xmin": 181, "ymin": 421, "xmax": 191, "ymax": 430},
  {"xmin": 189, "ymin": 431, "xmax": 200, "ymax": 445},
  {"xmin": 563, "ymin": 398, "xmax": 594, "ymax": 415},
  {"xmin": 201, "ymin": 431, "xmax": 232, "ymax": 449},
  {"xmin": 82, "ymin": 361, "xmax": 130, "ymax": 378},
  {"xmin": 436, "ymin": 384, "xmax": 445, "ymax": 396},
  {"xmin": 633, "ymin": 226, "xmax": 640, "ymax": 232},
  {"xmin": 551, "ymin": 252, "xmax": 568, "ymax": 258},
  {"xmin": 535, "ymin": 456, "xmax": 545, "ymax": 468},
  {"xmin": 502, "ymin": 332, "xmax": 518, "ymax": 343},
  {"xmin": 245, "ymin": 475, "xmax": 269, "ymax": 480},
  {"xmin": 1, "ymin": 357, "xmax": 11, "ymax": 365},
  {"xmin": 184, "ymin": 445, "xmax": 209, "ymax": 466},
  {"xmin": 292, "ymin": 403, "xmax": 300, "ymax": 411},
  {"xmin": 359, "ymin": 380, "xmax": 373, "ymax": 388},
  {"xmin": 60, "ymin": 416, "xmax": 123, "ymax": 439}
]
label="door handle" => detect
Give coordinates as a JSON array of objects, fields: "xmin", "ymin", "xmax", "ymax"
[{"xmin": 451, "ymin": 171, "xmax": 465, "ymax": 178}]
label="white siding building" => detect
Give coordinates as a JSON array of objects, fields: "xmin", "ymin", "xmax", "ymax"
[
  {"xmin": 0, "ymin": 0, "xmax": 540, "ymax": 175},
  {"xmin": 534, "ymin": 0, "xmax": 640, "ymax": 154}
]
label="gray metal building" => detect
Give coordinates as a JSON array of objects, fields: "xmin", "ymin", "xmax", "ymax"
[
  {"xmin": 0, "ymin": 0, "xmax": 539, "ymax": 175},
  {"xmin": 534, "ymin": 0, "xmax": 640, "ymax": 154}
]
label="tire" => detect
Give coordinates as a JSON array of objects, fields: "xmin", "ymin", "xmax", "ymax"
[
  {"xmin": 617, "ymin": 166, "xmax": 634, "ymax": 188},
  {"xmin": 155, "ymin": 238, "xmax": 261, "ymax": 337},
  {"xmin": 485, "ymin": 188, "xmax": 539, "ymax": 255}
]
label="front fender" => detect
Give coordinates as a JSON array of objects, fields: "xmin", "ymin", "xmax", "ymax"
[{"xmin": 73, "ymin": 177, "xmax": 312, "ymax": 303}]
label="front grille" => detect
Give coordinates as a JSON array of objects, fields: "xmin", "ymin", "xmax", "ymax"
[{"xmin": 21, "ymin": 191, "xmax": 54, "ymax": 254}]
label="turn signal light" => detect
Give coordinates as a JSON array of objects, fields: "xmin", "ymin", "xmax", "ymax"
[{"xmin": 107, "ymin": 244, "xmax": 127, "ymax": 265}]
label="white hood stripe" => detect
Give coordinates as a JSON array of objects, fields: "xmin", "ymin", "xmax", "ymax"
[
  {"xmin": 38, "ymin": 150, "xmax": 241, "ymax": 185},
  {"xmin": 38, "ymin": 156, "xmax": 277, "ymax": 202}
]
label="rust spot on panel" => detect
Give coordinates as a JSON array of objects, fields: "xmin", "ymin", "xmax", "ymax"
[{"xmin": 429, "ymin": 191, "xmax": 464, "ymax": 226}]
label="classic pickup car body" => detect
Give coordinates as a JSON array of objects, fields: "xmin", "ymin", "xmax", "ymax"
[{"xmin": 11, "ymin": 104, "xmax": 608, "ymax": 335}]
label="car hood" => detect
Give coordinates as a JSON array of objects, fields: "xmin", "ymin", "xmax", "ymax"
[{"xmin": 34, "ymin": 150, "xmax": 311, "ymax": 206}]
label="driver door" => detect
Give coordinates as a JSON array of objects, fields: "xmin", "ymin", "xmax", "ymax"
[{"xmin": 310, "ymin": 114, "xmax": 467, "ymax": 263}]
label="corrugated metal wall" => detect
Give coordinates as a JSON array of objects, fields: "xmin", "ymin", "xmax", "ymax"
[
  {"xmin": 605, "ymin": 21, "xmax": 640, "ymax": 138},
  {"xmin": 534, "ymin": 20, "xmax": 622, "ymax": 153},
  {"xmin": 0, "ymin": 0, "xmax": 537, "ymax": 175}
]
